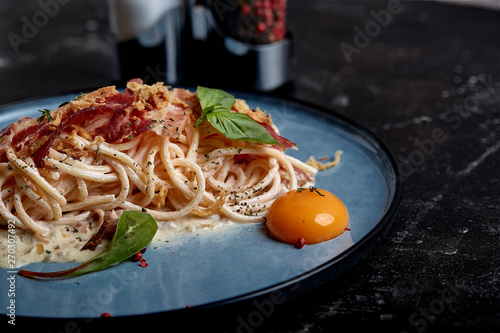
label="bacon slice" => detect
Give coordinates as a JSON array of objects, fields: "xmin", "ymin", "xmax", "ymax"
[
  {"xmin": 12, "ymin": 123, "xmax": 51, "ymax": 151},
  {"xmin": 234, "ymin": 154, "xmax": 257, "ymax": 164},
  {"xmin": 259, "ymin": 122, "xmax": 296, "ymax": 150},
  {"xmin": 0, "ymin": 123, "xmax": 14, "ymax": 140},
  {"xmin": 102, "ymin": 109, "xmax": 128, "ymax": 142},
  {"xmin": 34, "ymin": 96, "xmax": 135, "ymax": 167}
]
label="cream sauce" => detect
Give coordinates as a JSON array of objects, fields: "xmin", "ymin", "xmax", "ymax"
[{"xmin": 0, "ymin": 215, "xmax": 236, "ymax": 269}]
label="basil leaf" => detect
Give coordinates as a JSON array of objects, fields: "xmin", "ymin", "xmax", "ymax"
[
  {"xmin": 207, "ymin": 111, "xmax": 282, "ymax": 145},
  {"xmin": 18, "ymin": 211, "xmax": 158, "ymax": 279},
  {"xmin": 197, "ymin": 85, "xmax": 235, "ymax": 111},
  {"xmin": 195, "ymin": 86, "xmax": 283, "ymax": 147},
  {"xmin": 194, "ymin": 86, "xmax": 235, "ymax": 127}
]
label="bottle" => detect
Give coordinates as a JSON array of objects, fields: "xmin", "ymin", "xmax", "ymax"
[{"xmin": 108, "ymin": 0, "xmax": 184, "ymax": 86}]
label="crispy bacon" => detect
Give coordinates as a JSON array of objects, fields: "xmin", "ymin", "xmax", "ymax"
[
  {"xmin": 132, "ymin": 119, "xmax": 154, "ymax": 138},
  {"xmin": 0, "ymin": 123, "xmax": 14, "ymax": 139},
  {"xmin": 9, "ymin": 123, "xmax": 54, "ymax": 159},
  {"xmin": 33, "ymin": 92, "xmax": 135, "ymax": 167},
  {"xmin": 81, "ymin": 217, "xmax": 109, "ymax": 251},
  {"xmin": 234, "ymin": 154, "xmax": 258, "ymax": 164},
  {"xmin": 12, "ymin": 123, "xmax": 47, "ymax": 147},
  {"xmin": 294, "ymin": 165, "xmax": 314, "ymax": 186},
  {"xmin": 127, "ymin": 78, "xmax": 143, "ymax": 85},
  {"xmin": 258, "ymin": 122, "xmax": 295, "ymax": 150},
  {"xmin": 104, "ymin": 110, "xmax": 128, "ymax": 142},
  {"xmin": 103, "ymin": 89, "xmax": 136, "ymax": 108}
]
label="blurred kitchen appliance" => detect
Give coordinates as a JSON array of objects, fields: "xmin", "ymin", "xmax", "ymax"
[{"xmin": 108, "ymin": 0, "xmax": 294, "ymax": 92}]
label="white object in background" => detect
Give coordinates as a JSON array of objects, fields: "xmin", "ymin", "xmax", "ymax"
[
  {"xmin": 108, "ymin": 0, "xmax": 182, "ymax": 42},
  {"xmin": 434, "ymin": 0, "xmax": 500, "ymax": 10}
]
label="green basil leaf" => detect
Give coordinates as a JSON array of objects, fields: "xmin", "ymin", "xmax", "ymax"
[
  {"xmin": 207, "ymin": 111, "xmax": 283, "ymax": 146},
  {"xmin": 197, "ymin": 85, "xmax": 235, "ymax": 111},
  {"xmin": 194, "ymin": 86, "xmax": 284, "ymax": 147},
  {"xmin": 18, "ymin": 211, "xmax": 158, "ymax": 279},
  {"xmin": 194, "ymin": 86, "xmax": 235, "ymax": 127}
]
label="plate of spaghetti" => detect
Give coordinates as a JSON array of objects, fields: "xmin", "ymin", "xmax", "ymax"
[{"xmin": 0, "ymin": 79, "xmax": 401, "ymax": 321}]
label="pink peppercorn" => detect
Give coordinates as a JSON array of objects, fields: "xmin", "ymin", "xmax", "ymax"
[
  {"xmin": 296, "ymin": 237, "xmax": 306, "ymax": 249},
  {"xmin": 256, "ymin": 22, "xmax": 267, "ymax": 34},
  {"xmin": 241, "ymin": 4, "xmax": 252, "ymax": 15},
  {"xmin": 139, "ymin": 258, "xmax": 148, "ymax": 268},
  {"xmin": 131, "ymin": 251, "xmax": 143, "ymax": 261}
]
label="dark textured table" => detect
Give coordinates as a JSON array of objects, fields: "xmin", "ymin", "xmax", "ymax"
[{"xmin": 1, "ymin": 1, "xmax": 499, "ymax": 332}]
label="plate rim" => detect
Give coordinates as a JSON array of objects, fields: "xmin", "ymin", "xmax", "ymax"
[{"xmin": 0, "ymin": 89, "xmax": 403, "ymax": 321}]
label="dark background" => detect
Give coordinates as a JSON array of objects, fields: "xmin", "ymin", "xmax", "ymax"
[{"xmin": 1, "ymin": 1, "xmax": 499, "ymax": 332}]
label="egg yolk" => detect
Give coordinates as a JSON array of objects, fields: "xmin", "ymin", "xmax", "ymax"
[{"xmin": 265, "ymin": 187, "xmax": 349, "ymax": 246}]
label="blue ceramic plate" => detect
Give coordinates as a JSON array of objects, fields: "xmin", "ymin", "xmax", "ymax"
[{"xmin": 0, "ymin": 91, "xmax": 401, "ymax": 319}]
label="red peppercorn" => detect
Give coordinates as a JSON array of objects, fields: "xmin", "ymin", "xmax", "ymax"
[
  {"xmin": 241, "ymin": 4, "xmax": 252, "ymax": 15},
  {"xmin": 139, "ymin": 258, "xmax": 148, "ymax": 268},
  {"xmin": 256, "ymin": 22, "xmax": 267, "ymax": 34},
  {"xmin": 296, "ymin": 237, "xmax": 306, "ymax": 249},
  {"xmin": 272, "ymin": 26, "xmax": 285, "ymax": 40},
  {"xmin": 263, "ymin": 9, "xmax": 273, "ymax": 23},
  {"xmin": 131, "ymin": 251, "xmax": 143, "ymax": 261}
]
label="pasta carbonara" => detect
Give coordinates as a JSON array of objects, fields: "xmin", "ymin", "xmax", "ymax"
[{"xmin": 0, "ymin": 79, "xmax": 317, "ymax": 266}]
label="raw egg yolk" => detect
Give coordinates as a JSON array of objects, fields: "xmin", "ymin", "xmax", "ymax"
[{"xmin": 266, "ymin": 188, "xmax": 349, "ymax": 246}]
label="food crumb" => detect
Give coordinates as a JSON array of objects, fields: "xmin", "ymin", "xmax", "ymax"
[{"xmin": 139, "ymin": 258, "xmax": 148, "ymax": 268}]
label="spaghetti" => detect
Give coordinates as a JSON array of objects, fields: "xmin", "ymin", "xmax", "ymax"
[{"xmin": 0, "ymin": 79, "xmax": 318, "ymax": 244}]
